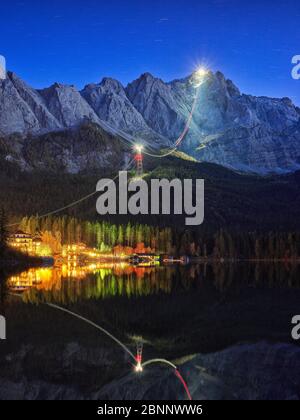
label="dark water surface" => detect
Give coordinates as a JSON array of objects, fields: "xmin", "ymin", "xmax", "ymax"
[
  {"xmin": 1, "ymin": 261, "xmax": 300, "ymax": 357},
  {"xmin": 6, "ymin": 261, "xmax": 300, "ymax": 304}
]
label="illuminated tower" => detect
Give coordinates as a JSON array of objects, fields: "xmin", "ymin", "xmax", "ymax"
[
  {"xmin": 0, "ymin": 55, "xmax": 6, "ymax": 80},
  {"xmin": 134, "ymin": 144, "xmax": 144, "ymax": 177},
  {"xmin": 135, "ymin": 342, "xmax": 143, "ymax": 372}
]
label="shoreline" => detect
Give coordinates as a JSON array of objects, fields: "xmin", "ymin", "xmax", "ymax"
[
  {"xmin": 189, "ymin": 257, "xmax": 300, "ymax": 263},
  {"xmin": 0, "ymin": 249, "xmax": 53, "ymax": 277}
]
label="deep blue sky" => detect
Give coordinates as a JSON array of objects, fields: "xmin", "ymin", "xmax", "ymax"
[{"xmin": 1, "ymin": 0, "xmax": 300, "ymax": 103}]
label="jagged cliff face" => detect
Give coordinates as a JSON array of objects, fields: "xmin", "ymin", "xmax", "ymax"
[
  {"xmin": 0, "ymin": 73, "xmax": 49, "ymax": 135},
  {"xmin": 81, "ymin": 77, "xmax": 150, "ymax": 132},
  {"xmin": 182, "ymin": 73, "xmax": 300, "ymax": 173},
  {"xmin": 38, "ymin": 83, "xmax": 101, "ymax": 128},
  {"xmin": 0, "ymin": 70, "xmax": 300, "ymax": 174},
  {"xmin": 126, "ymin": 73, "xmax": 188, "ymax": 139},
  {"xmin": 81, "ymin": 77, "xmax": 166, "ymax": 146},
  {"xmin": 127, "ymin": 71, "xmax": 300, "ymax": 173}
]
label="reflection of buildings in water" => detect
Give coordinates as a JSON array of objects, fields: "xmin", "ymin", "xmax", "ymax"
[
  {"xmin": 9, "ymin": 268, "xmax": 52, "ymax": 292},
  {"xmin": 8, "ymin": 262, "xmax": 175, "ymax": 304}
]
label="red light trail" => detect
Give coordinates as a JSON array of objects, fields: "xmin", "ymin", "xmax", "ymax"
[
  {"xmin": 175, "ymin": 369, "xmax": 192, "ymax": 401},
  {"xmin": 10, "ymin": 293, "xmax": 193, "ymax": 400},
  {"xmin": 142, "ymin": 358, "xmax": 192, "ymax": 400}
]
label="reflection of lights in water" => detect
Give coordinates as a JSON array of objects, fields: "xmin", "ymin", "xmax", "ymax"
[
  {"xmin": 7, "ymin": 263, "xmax": 175, "ymax": 303},
  {"xmin": 134, "ymin": 144, "xmax": 144, "ymax": 153},
  {"xmin": 8, "ymin": 268, "xmax": 53, "ymax": 290},
  {"xmin": 135, "ymin": 362, "xmax": 143, "ymax": 373}
]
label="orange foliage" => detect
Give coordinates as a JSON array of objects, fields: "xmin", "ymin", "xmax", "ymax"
[{"xmin": 113, "ymin": 242, "xmax": 154, "ymax": 256}]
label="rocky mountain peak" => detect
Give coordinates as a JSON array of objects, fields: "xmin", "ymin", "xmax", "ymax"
[
  {"xmin": 140, "ymin": 72, "xmax": 156, "ymax": 81},
  {"xmin": 38, "ymin": 83, "xmax": 100, "ymax": 127},
  {"xmin": 81, "ymin": 75, "xmax": 163, "ymax": 143},
  {"xmin": 226, "ymin": 79, "xmax": 241, "ymax": 98},
  {"xmin": 0, "ymin": 68, "xmax": 300, "ymax": 174},
  {"xmin": 126, "ymin": 72, "xmax": 167, "ymax": 100},
  {"xmin": 100, "ymin": 77, "xmax": 125, "ymax": 92}
]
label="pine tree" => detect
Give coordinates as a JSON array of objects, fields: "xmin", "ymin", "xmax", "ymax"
[{"xmin": 117, "ymin": 225, "xmax": 124, "ymax": 245}]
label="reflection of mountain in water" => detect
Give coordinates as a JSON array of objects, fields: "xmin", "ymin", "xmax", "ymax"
[{"xmin": 7, "ymin": 262, "xmax": 300, "ymax": 305}]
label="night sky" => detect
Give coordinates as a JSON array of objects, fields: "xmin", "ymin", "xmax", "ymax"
[{"xmin": 1, "ymin": 0, "xmax": 299, "ymax": 103}]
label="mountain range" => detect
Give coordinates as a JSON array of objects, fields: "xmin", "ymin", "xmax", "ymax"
[{"xmin": 1, "ymin": 70, "xmax": 300, "ymax": 174}]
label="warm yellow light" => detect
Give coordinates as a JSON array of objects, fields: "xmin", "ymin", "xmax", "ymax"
[
  {"xmin": 134, "ymin": 144, "xmax": 144, "ymax": 153},
  {"xmin": 196, "ymin": 67, "xmax": 208, "ymax": 77},
  {"xmin": 135, "ymin": 362, "xmax": 143, "ymax": 373}
]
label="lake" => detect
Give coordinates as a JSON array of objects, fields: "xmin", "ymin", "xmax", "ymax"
[
  {"xmin": 1, "ymin": 260, "xmax": 300, "ymax": 399},
  {"xmin": 0, "ymin": 260, "xmax": 299, "ymax": 358},
  {"xmin": 6, "ymin": 261, "xmax": 300, "ymax": 305}
]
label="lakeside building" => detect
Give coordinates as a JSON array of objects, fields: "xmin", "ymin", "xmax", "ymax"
[{"xmin": 8, "ymin": 230, "xmax": 42, "ymax": 255}]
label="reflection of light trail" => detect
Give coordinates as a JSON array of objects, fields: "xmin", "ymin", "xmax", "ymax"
[
  {"xmin": 142, "ymin": 359, "xmax": 192, "ymax": 401},
  {"xmin": 8, "ymin": 295, "xmax": 193, "ymax": 400},
  {"xmin": 45, "ymin": 303, "xmax": 136, "ymax": 361},
  {"xmin": 175, "ymin": 369, "xmax": 193, "ymax": 401},
  {"xmin": 9, "ymin": 293, "xmax": 135, "ymax": 361},
  {"xmin": 142, "ymin": 358, "xmax": 177, "ymax": 369},
  {"xmin": 135, "ymin": 342, "xmax": 144, "ymax": 372}
]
